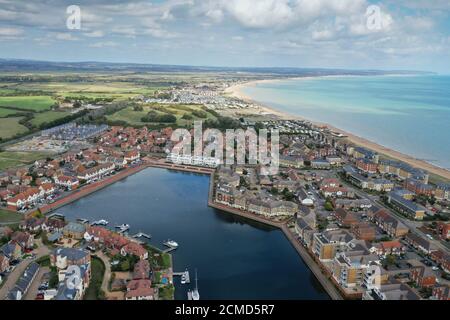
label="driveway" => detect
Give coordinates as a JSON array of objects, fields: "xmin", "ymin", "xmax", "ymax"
[
  {"xmin": 95, "ymin": 251, "xmax": 124, "ymax": 300},
  {"xmin": 0, "ymin": 239, "xmax": 50, "ymax": 300}
]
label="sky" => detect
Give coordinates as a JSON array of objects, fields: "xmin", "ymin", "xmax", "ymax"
[{"xmin": 0, "ymin": 0, "xmax": 449, "ymax": 73}]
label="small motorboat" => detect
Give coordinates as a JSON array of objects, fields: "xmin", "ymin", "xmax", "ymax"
[{"xmin": 164, "ymin": 239, "xmax": 179, "ymax": 248}]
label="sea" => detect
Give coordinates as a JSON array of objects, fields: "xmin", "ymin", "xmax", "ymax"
[{"xmin": 240, "ymin": 75, "xmax": 450, "ymax": 170}]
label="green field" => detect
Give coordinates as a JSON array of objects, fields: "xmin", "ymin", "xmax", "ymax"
[
  {"xmin": 0, "ymin": 151, "xmax": 52, "ymax": 171},
  {"xmin": 0, "ymin": 209, "xmax": 23, "ymax": 224},
  {"xmin": 30, "ymin": 110, "xmax": 71, "ymax": 127},
  {"xmin": 0, "ymin": 107, "xmax": 20, "ymax": 117},
  {"xmin": 107, "ymin": 103, "xmax": 217, "ymax": 127},
  {"xmin": 0, "ymin": 96, "xmax": 56, "ymax": 112},
  {"xmin": 0, "ymin": 117, "xmax": 29, "ymax": 140}
]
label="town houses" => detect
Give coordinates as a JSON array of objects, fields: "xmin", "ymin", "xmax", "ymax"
[{"xmin": 0, "ymin": 119, "xmax": 449, "ymax": 301}]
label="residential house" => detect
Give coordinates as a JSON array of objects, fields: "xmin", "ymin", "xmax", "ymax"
[
  {"xmin": 121, "ymin": 242, "xmax": 148, "ymax": 260},
  {"xmin": 0, "ymin": 254, "xmax": 9, "ymax": 272},
  {"xmin": 0, "ymin": 242, "xmax": 22, "ymax": 260},
  {"xmin": 368, "ymin": 206, "xmax": 409, "ymax": 238},
  {"xmin": 334, "ymin": 208, "xmax": 358, "ymax": 227},
  {"xmin": 363, "ymin": 281, "xmax": 420, "ymax": 300},
  {"xmin": 133, "ymin": 260, "xmax": 151, "ymax": 280},
  {"xmin": 351, "ymin": 223, "xmax": 376, "ymax": 241},
  {"xmin": 410, "ymin": 266, "xmax": 436, "ymax": 288},
  {"xmin": 295, "ymin": 209, "xmax": 317, "ymax": 248},
  {"xmin": 432, "ymin": 286, "xmax": 450, "ymax": 301},
  {"xmin": 437, "ymin": 222, "xmax": 450, "ymax": 240},
  {"xmin": 369, "ymin": 241, "xmax": 405, "ymax": 257},
  {"xmin": 332, "ymin": 242, "xmax": 380, "ymax": 288},
  {"xmin": 312, "ymin": 230, "xmax": 354, "ymax": 262},
  {"xmin": 54, "ymin": 175, "xmax": 80, "ymax": 191},
  {"xmin": 126, "ymin": 279, "xmax": 154, "ymax": 300},
  {"xmin": 405, "ymin": 233, "xmax": 437, "ymax": 255},
  {"xmin": 63, "ymin": 222, "xmax": 86, "ymax": 240},
  {"xmin": 6, "ymin": 262, "xmax": 39, "ymax": 300},
  {"xmin": 388, "ymin": 191, "xmax": 426, "ymax": 220},
  {"xmin": 50, "ymin": 248, "xmax": 91, "ymax": 270},
  {"xmin": 11, "ymin": 231, "xmax": 34, "ymax": 250}
]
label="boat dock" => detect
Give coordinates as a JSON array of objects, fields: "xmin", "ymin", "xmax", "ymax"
[
  {"xmin": 48, "ymin": 213, "xmax": 65, "ymax": 219},
  {"xmin": 132, "ymin": 232, "xmax": 152, "ymax": 239},
  {"xmin": 173, "ymin": 270, "xmax": 190, "ymax": 284},
  {"xmin": 163, "ymin": 247, "xmax": 177, "ymax": 253}
]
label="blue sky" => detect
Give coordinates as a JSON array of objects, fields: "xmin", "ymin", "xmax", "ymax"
[{"xmin": 0, "ymin": 0, "xmax": 449, "ymax": 73}]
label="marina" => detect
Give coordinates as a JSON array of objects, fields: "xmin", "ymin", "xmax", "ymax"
[{"xmin": 56, "ymin": 167, "xmax": 329, "ymax": 300}]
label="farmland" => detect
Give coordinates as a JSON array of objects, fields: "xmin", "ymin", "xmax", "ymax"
[
  {"xmin": 0, "ymin": 72, "xmax": 174, "ymax": 142},
  {"xmin": 0, "ymin": 117, "xmax": 29, "ymax": 140},
  {"xmin": 0, "ymin": 151, "xmax": 52, "ymax": 171},
  {"xmin": 0, "ymin": 96, "xmax": 56, "ymax": 112},
  {"xmin": 30, "ymin": 110, "xmax": 71, "ymax": 127},
  {"xmin": 107, "ymin": 103, "xmax": 217, "ymax": 128}
]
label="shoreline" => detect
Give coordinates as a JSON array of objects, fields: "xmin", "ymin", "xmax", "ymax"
[{"xmin": 225, "ymin": 79, "xmax": 450, "ymax": 181}]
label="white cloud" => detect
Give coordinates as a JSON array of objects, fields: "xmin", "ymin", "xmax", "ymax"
[
  {"xmin": 55, "ymin": 33, "xmax": 79, "ymax": 41},
  {"xmin": 84, "ymin": 30, "xmax": 104, "ymax": 38},
  {"xmin": 0, "ymin": 27, "xmax": 23, "ymax": 38}
]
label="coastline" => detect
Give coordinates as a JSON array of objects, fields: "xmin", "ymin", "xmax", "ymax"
[{"xmin": 225, "ymin": 80, "xmax": 450, "ymax": 181}]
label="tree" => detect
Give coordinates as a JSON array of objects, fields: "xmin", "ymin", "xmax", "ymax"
[
  {"xmin": 120, "ymin": 260, "xmax": 130, "ymax": 271},
  {"xmin": 324, "ymin": 201, "xmax": 334, "ymax": 211}
]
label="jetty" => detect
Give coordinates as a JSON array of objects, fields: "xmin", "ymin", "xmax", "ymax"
[
  {"xmin": 173, "ymin": 270, "xmax": 190, "ymax": 284},
  {"xmin": 48, "ymin": 213, "xmax": 65, "ymax": 219},
  {"xmin": 132, "ymin": 232, "xmax": 152, "ymax": 239}
]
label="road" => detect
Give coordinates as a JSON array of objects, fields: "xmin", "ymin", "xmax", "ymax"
[
  {"xmin": 95, "ymin": 251, "xmax": 124, "ymax": 300},
  {"xmin": 23, "ymin": 267, "xmax": 49, "ymax": 300},
  {"xmin": 0, "ymin": 239, "xmax": 50, "ymax": 300}
]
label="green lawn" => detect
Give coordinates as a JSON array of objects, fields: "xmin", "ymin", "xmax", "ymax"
[
  {"xmin": 0, "ymin": 96, "xmax": 56, "ymax": 112},
  {"xmin": 0, "ymin": 107, "xmax": 20, "ymax": 117},
  {"xmin": 0, "ymin": 209, "xmax": 23, "ymax": 224},
  {"xmin": 30, "ymin": 110, "xmax": 71, "ymax": 127},
  {"xmin": 0, "ymin": 117, "xmax": 29, "ymax": 140},
  {"xmin": 84, "ymin": 256, "xmax": 106, "ymax": 300},
  {"xmin": 0, "ymin": 151, "xmax": 51, "ymax": 171}
]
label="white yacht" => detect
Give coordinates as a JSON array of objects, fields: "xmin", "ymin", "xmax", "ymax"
[{"xmin": 191, "ymin": 269, "xmax": 200, "ymax": 301}]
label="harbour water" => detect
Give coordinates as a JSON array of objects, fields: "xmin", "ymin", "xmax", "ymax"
[
  {"xmin": 57, "ymin": 168, "xmax": 329, "ymax": 300},
  {"xmin": 241, "ymin": 75, "xmax": 450, "ymax": 170}
]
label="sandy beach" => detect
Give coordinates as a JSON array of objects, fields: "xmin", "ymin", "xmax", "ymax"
[{"xmin": 225, "ymin": 80, "xmax": 450, "ymax": 181}]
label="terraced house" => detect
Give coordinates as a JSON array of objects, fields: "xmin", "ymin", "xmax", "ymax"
[{"xmin": 77, "ymin": 162, "xmax": 115, "ymax": 183}]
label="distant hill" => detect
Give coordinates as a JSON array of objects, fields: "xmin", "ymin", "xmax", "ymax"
[{"xmin": 0, "ymin": 58, "xmax": 433, "ymax": 76}]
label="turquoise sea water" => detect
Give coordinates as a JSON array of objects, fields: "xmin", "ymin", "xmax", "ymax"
[{"xmin": 241, "ymin": 75, "xmax": 450, "ymax": 170}]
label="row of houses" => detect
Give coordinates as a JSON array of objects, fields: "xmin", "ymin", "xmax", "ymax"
[{"xmin": 215, "ymin": 183, "xmax": 299, "ymax": 217}]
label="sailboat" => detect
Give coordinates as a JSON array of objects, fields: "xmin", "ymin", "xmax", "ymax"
[{"xmin": 191, "ymin": 269, "xmax": 200, "ymax": 300}]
